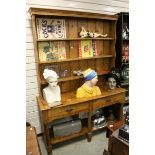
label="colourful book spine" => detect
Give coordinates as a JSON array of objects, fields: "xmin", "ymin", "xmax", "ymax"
[
  {"xmin": 79, "ymin": 40, "xmax": 94, "ymax": 58},
  {"xmin": 78, "ymin": 41, "xmax": 82, "ymax": 58},
  {"xmin": 92, "ymin": 41, "xmax": 98, "ymax": 56}
]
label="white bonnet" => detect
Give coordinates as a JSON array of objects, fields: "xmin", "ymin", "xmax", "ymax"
[{"xmin": 43, "ymin": 69, "xmax": 59, "ymax": 80}]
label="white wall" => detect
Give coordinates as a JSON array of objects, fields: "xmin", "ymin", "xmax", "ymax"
[{"xmin": 26, "ymin": 0, "xmax": 129, "ymax": 134}]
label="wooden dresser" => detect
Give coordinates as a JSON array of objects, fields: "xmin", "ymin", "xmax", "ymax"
[
  {"xmin": 37, "ymin": 87, "xmax": 126, "ymax": 154},
  {"xmin": 29, "ymin": 7, "xmax": 127, "ymax": 154}
]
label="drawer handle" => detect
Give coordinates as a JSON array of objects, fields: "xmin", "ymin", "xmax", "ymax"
[
  {"xmin": 66, "ymin": 107, "xmax": 73, "ymax": 112},
  {"xmin": 106, "ymin": 98, "xmax": 112, "ymax": 102}
]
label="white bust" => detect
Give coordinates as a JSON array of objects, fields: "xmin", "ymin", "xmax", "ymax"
[{"xmin": 43, "ymin": 69, "xmax": 61, "ymax": 107}]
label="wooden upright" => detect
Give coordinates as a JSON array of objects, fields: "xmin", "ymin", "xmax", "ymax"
[{"xmin": 29, "ymin": 7, "xmax": 126, "ymax": 155}]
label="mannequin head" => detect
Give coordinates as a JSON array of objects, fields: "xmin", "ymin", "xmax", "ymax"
[
  {"xmin": 106, "ymin": 68, "xmax": 121, "ymax": 90},
  {"xmin": 90, "ymin": 76, "xmax": 98, "ymax": 86},
  {"xmin": 43, "ymin": 69, "xmax": 59, "ymax": 87},
  {"xmin": 76, "ymin": 68, "xmax": 101, "ymax": 98},
  {"xmin": 83, "ymin": 68, "xmax": 98, "ymax": 87},
  {"xmin": 107, "ymin": 77, "xmax": 117, "ymax": 90}
]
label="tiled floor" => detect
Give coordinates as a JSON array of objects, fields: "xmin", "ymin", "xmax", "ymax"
[{"xmin": 38, "ymin": 130, "xmax": 109, "ymax": 155}]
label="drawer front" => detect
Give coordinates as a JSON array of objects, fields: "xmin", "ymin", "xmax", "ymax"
[
  {"xmin": 48, "ymin": 102, "xmax": 88, "ymax": 120},
  {"xmin": 93, "ymin": 93, "xmax": 125, "ymax": 110}
]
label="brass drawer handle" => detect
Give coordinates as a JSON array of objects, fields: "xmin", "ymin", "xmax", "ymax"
[{"xmin": 66, "ymin": 107, "xmax": 73, "ymax": 112}]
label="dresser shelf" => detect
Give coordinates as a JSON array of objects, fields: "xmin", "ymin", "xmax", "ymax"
[
  {"xmin": 38, "ymin": 37, "xmax": 114, "ymax": 42},
  {"xmin": 39, "ymin": 55, "xmax": 113, "ymax": 64}
]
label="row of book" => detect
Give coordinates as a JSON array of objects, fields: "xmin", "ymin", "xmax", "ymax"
[
  {"xmin": 38, "ymin": 40, "xmax": 98, "ymax": 62},
  {"xmin": 36, "ymin": 18, "xmax": 98, "ymax": 62}
]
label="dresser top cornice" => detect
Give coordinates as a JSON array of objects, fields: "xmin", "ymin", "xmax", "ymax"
[{"xmin": 29, "ymin": 7, "xmax": 118, "ymax": 20}]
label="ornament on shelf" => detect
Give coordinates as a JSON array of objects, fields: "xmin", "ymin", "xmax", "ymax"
[
  {"xmin": 73, "ymin": 70, "xmax": 83, "ymax": 76},
  {"xmin": 79, "ymin": 27, "xmax": 107, "ymax": 38}
]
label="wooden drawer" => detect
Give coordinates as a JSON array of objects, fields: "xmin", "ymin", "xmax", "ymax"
[
  {"xmin": 48, "ymin": 102, "xmax": 89, "ymax": 120},
  {"xmin": 93, "ymin": 93, "xmax": 125, "ymax": 110}
]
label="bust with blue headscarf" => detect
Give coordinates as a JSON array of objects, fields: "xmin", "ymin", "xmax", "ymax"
[{"xmin": 76, "ymin": 68, "xmax": 101, "ymax": 98}]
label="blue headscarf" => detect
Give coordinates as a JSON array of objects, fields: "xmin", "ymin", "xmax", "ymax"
[{"xmin": 83, "ymin": 68, "xmax": 97, "ymax": 81}]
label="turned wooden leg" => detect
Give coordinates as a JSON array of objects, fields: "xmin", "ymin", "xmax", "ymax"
[
  {"xmin": 47, "ymin": 145, "xmax": 52, "ymax": 155},
  {"xmin": 86, "ymin": 132, "xmax": 92, "ymax": 142},
  {"xmin": 43, "ymin": 123, "xmax": 52, "ymax": 155}
]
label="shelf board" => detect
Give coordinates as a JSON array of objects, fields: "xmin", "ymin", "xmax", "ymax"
[
  {"xmin": 39, "ymin": 55, "xmax": 113, "ymax": 64},
  {"xmin": 37, "ymin": 37, "xmax": 114, "ymax": 42},
  {"xmin": 41, "ymin": 70, "xmax": 109, "ymax": 84},
  {"xmin": 50, "ymin": 127, "xmax": 88, "ymax": 144}
]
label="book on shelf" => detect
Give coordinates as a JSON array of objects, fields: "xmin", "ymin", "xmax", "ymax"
[
  {"xmin": 78, "ymin": 40, "xmax": 97, "ymax": 58},
  {"xmin": 38, "ymin": 41, "xmax": 66, "ymax": 62},
  {"xmin": 36, "ymin": 18, "xmax": 66, "ymax": 39}
]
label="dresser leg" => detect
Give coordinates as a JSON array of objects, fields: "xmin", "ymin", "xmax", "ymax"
[
  {"xmin": 47, "ymin": 145, "xmax": 52, "ymax": 155},
  {"xmin": 87, "ymin": 132, "xmax": 92, "ymax": 142}
]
